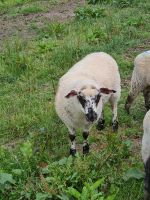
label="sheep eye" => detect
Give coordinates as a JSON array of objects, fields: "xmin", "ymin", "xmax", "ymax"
[
  {"xmin": 95, "ymin": 94, "xmax": 101, "ymax": 106},
  {"xmin": 78, "ymin": 96, "xmax": 86, "ymax": 108}
]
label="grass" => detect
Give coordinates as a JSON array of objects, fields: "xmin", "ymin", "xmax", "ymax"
[
  {"xmin": 0, "ymin": 0, "xmax": 67, "ymax": 15},
  {"xmin": 0, "ymin": 0, "xmax": 150, "ymax": 199}
]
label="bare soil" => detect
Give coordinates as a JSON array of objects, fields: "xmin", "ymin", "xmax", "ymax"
[{"xmin": 0, "ymin": 0, "xmax": 85, "ymax": 45}]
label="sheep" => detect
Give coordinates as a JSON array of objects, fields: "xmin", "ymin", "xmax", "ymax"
[
  {"xmin": 55, "ymin": 52, "xmax": 121, "ymax": 156},
  {"xmin": 125, "ymin": 50, "xmax": 150, "ymax": 114},
  {"xmin": 142, "ymin": 110, "xmax": 150, "ymax": 200}
]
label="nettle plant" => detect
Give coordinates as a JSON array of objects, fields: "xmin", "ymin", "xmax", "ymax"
[
  {"xmin": 65, "ymin": 178, "xmax": 118, "ymax": 200},
  {"xmin": 75, "ymin": 6, "xmax": 106, "ymax": 20},
  {"xmin": 38, "ymin": 156, "xmax": 119, "ymax": 200},
  {"xmin": 85, "ymin": 28, "xmax": 108, "ymax": 44}
]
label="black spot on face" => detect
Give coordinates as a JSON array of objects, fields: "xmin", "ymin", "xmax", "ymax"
[
  {"xmin": 78, "ymin": 93, "xmax": 100, "ymax": 110},
  {"xmin": 77, "ymin": 95, "xmax": 86, "ymax": 108},
  {"xmin": 95, "ymin": 94, "xmax": 101, "ymax": 106}
]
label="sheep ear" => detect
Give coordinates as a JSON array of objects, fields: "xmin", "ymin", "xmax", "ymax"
[
  {"xmin": 65, "ymin": 90, "xmax": 77, "ymax": 98},
  {"xmin": 100, "ymin": 88, "xmax": 116, "ymax": 94}
]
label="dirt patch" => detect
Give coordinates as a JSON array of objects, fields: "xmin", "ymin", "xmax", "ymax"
[
  {"xmin": 42, "ymin": 0, "xmax": 85, "ymax": 21},
  {"xmin": 126, "ymin": 39, "xmax": 150, "ymax": 58},
  {"xmin": 0, "ymin": 0, "xmax": 85, "ymax": 45},
  {"xmin": 2, "ymin": 138, "xmax": 24, "ymax": 150},
  {"xmin": 131, "ymin": 137, "xmax": 141, "ymax": 156}
]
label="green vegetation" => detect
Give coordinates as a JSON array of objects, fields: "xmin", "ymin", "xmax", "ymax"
[
  {"xmin": 75, "ymin": 6, "xmax": 106, "ymax": 20},
  {"xmin": 87, "ymin": 0, "xmax": 142, "ymax": 8},
  {"xmin": 0, "ymin": 0, "xmax": 66, "ymax": 15},
  {"xmin": 0, "ymin": 0, "xmax": 150, "ymax": 199}
]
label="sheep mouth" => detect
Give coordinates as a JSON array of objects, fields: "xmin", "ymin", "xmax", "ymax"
[{"xmin": 85, "ymin": 114, "xmax": 97, "ymax": 123}]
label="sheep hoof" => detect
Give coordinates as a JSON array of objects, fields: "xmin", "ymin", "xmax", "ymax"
[
  {"xmin": 112, "ymin": 120, "xmax": 118, "ymax": 132},
  {"xmin": 70, "ymin": 148, "xmax": 76, "ymax": 156},
  {"xmin": 96, "ymin": 119, "xmax": 105, "ymax": 130},
  {"xmin": 83, "ymin": 144, "xmax": 89, "ymax": 155}
]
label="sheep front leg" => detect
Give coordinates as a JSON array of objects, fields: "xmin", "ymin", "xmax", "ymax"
[
  {"xmin": 112, "ymin": 103, "xmax": 118, "ymax": 131},
  {"xmin": 110, "ymin": 97, "xmax": 118, "ymax": 131},
  {"xmin": 69, "ymin": 128, "xmax": 76, "ymax": 156},
  {"xmin": 96, "ymin": 110, "xmax": 105, "ymax": 131},
  {"xmin": 125, "ymin": 93, "xmax": 136, "ymax": 114},
  {"xmin": 83, "ymin": 130, "xmax": 89, "ymax": 155}
]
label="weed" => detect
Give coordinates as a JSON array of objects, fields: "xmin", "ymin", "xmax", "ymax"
[
  {"xmin": 85, "ymin": 28, "xmax": 108, "ymax": 44},
  {"xmin": 113, "ymin": 0, "xmax": 135, "ymax": 8},
  {"xmin": 18, "ymin": 5, "xmax": 44, "ymax": 15},
  {"xmin": 75, "ymin": 6, "xmax": 106, "ymax": 20},
  {"xmin": 34, "ymin": 22, "xmax": 67, "ymax": 40}
]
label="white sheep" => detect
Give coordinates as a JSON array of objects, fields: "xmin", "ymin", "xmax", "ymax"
[
  {"xmin": 55, "ymin": 52, "xmax": 121, "ymax": 155},
  {"xmin": 125, "ymin": 50, "xmax": 150, "ymax": 114},
  {"xmin": 142, "ymin": 110, "xmax": 150, "ymax": 200}
]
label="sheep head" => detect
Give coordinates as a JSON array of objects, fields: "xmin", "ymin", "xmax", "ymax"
[{"xmin": 65, "ymin": 86, "xmax": 116, "ymax": 123}]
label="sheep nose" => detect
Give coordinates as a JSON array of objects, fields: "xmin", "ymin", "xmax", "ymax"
[{"xmin": 86, "ymin": 108, "xmax": 97, "ymax": 122}]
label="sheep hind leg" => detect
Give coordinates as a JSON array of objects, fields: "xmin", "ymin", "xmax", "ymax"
[
  {"xmin": 143, "ymin": 87, "xmax": 150, "ymax": 111},
  {"xmin": 96, "ymin": 110, "xmax": 105, "ymax": 131},
  {"xmin": 69, "ymin": 128, "xmax": 76, "ymax": 156},
  {"xmin": 82, "ymin": 130, "xmax": 89, "ymax": 155},
  {"xmin": 125, "ymin": 87, "xmax": 140, "ymax": 114},
  {"xmin": 110, "ymin": 97, "xmax": 118, "ymax": 132},
  {"xmin": 125, "ymin": 94, "xmax": 135, "ymax": 114}
]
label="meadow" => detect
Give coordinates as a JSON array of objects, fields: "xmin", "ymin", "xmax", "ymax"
[{"xmin": 0, "ymin": 0, "xmax": 150, "ymax": 199}]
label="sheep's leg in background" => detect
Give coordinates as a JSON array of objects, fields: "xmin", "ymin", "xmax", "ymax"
[
  {"xmin": 143, "ymin": 86, "xmax": 150, "ymax": 111},
  {"xmin": 82, "ymin": 130, "xmax": 89, "ymax": 155},
  {"xmin": 69, "ymin": 128, "xmax": 76, "ymax": 156},
  {"xmin": 109, "ymin": 96, "xmax": 118, "ymax": 131},
  {"xmin": 125, "ymin": 74, "xmax": 142, "ymax": 114},
  {"xmin": 96, "ymin": 110, "xmax": 105, "ymax": 130},
  {"xmin": 125, "ymin": 89, "xmax": 140, "ymax": 114}
]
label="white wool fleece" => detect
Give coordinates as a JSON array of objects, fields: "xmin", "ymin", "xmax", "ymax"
[
  {"xmin": 131, "ymin": 50, "xmax": 150, "ymax": 93},
  {"xmin": 55, "ymin": 52, "xmax": 121, "ymax": 131},
  {"xmin": 142, "ymin": 110, "xmax": 150, "ymax": 163}
]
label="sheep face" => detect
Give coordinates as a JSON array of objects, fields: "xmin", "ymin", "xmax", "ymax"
[
  {"xmin": 65, "ymin": 86, "xmax": 116, "ymax": 123},
  {"xmin": 77, "ymin": 89, "xmax": 101, "ymax": 122}
]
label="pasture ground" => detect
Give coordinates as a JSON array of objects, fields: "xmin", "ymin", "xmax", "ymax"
[{"xmin": 0, "ymin": 0, "xmax": 150, "ymax": 199}]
